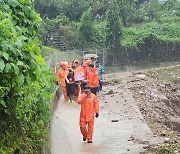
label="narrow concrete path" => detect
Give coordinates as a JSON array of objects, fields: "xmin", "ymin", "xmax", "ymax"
[{"xmin": 50, "ymin": 78, "xmax": 153, "ymax": 154}]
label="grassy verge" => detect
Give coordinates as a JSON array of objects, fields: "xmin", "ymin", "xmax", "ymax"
[
  {"xmin": 41, "ymin": 46, "xmax": 60, "ymax": 57},
  {"xmin": 41, "ymin": 46, "xmax": 82, "ymax": 69}
]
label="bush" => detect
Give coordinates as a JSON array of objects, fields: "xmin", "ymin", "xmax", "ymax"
[
  {"xmin": 0, "ymin": 0, "xmax": 54, "ymax": 153},
  {"xmin": 121, "ymin": 21, "xmax": 180, "ymax": 64}
]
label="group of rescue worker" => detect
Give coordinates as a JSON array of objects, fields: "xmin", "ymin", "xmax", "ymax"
[{"xmin": 56, "ymin": 57, "xmax": 104, "ymax": 143}]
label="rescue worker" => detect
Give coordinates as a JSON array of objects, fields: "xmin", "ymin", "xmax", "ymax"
[
  {"xmin": 86, "ymin": 64, "xmax": 99, "ymax": 95},
  {"xmin": 95, "ymin": 61, "xmax": 104, "ymax": 91},
  {"xmin": 82, "ymin": 59, "xmax": 92, "ymax": 79},
  {"xmin": 56, "ymin": 61, "xmax": 69, "ymax": 101},
  {"xmin": 77, "ymin": 85, "xmax": 99, "ymax": 143}
]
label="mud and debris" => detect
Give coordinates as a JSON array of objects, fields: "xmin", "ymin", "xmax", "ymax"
[{"xmin": 102, "ymin": 65, "xmax": 180, "ymax": 153}]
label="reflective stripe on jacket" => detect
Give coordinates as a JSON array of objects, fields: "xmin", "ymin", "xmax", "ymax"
[{"xmin": 77, "ymin": 92, "xmax": 99, "ymax": 122}]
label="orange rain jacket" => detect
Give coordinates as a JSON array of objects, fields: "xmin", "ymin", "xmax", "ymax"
[
  {"xmin": 56, "ymin": 68, "xmax": 69, "ymax": 86},
  {"xmin": 77, "ymin": 92, "xmax": 99, "ymax": 122},
  {"xmin": 87, "ymin": 68, "xmax": 99, "ymax": 88},
  {"xmin": 82, "ymin": 60, "xmax": 92, "ymax": 79}
]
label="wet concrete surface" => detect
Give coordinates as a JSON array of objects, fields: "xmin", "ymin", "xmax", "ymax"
[{"xmin": 50, "ymin": 79, "xmax": 154, "ymax": 154}]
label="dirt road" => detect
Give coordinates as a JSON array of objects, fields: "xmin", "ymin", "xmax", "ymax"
[{"xmin": 50, "ymin": 71, "xmax": 168, "ymax": 154}]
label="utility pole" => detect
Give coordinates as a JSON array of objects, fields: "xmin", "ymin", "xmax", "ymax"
[
  {"xmin": 82, "ymin": 49, "xmax": 85, "ymax": 56},
  {"xmin": 103, "ymin": 49, "xmax": 105, "ymax": 67}
]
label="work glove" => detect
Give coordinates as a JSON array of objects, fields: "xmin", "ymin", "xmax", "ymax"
[{"xmin": 95, "ymin": 113, "xmax": 99, "ymax": 118}]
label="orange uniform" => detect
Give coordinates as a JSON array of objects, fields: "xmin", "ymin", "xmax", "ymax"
[
  {"xmin": 57, "ymin": 68, "xmax": 69, "ymax": 101},
  {"xmin": 77, "ymin": 92, "xmax": 99, "ymax": 141},
  {"xmin": 87, "ymin": 67, "xmax": 99, "ymax": 88},
  {"xmin": 82, "ymin": 60, "xmax": 92, "ymax": 79}
]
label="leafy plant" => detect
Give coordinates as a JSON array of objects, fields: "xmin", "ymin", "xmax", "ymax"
[
  {"xmin": 154, "ymin": 145, "xmax": 176, "ymax": 154},
  {"xmin": 0, "ymin": 0, "xmax": 54, "ymax": 153}
]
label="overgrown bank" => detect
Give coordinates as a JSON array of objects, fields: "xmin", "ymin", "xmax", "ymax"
[{"xmin": 0, "ymin": 1, "xmax": 54, "ymax": 153}]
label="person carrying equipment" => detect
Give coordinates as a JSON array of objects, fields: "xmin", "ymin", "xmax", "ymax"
[{"xmin": 77, "ymin": 85, "xmax": 99, "ymax": 143}]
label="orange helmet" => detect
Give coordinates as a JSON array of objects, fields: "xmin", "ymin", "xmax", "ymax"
[
  {"xmin": 74, "ymin": 60, "xmax": 79, "ymax": 63},
  {"xmin": 64, "ymin": 62, "xmax": 70, "ymax": 69},
  {"xmin": 59, "ymin": 61, "xmax": 64, "ymax": 66}
]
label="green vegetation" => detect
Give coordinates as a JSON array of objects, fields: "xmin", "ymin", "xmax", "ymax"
[
  {"xmin": 0, "ymin": 0, "xmax": 54, "ymax": 153},
  {"xmin": 41, "ymin": 46, "xmax": 60, "ymax": 57},
  {"xmin": 152, "ymin": 145, "xmax": 177, "ymax": 154},
  {"xmin": 34, "ymin": 0, "xmax": 180, "ymax": 66},
  {"xmin": 121, "ymin": 22, "xmax": 180, "ymax": 64}
]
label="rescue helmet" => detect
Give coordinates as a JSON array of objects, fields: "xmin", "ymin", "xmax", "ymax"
[{"xmin": 84, "ymin": 85, "xmax": 90, "ymax": 91}]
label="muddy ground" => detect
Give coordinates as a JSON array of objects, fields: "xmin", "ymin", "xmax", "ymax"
[{"xmin": 102, "ymin": 65, "xmax": 180, "ymax": 153}]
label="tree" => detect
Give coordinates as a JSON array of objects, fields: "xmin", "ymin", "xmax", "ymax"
[
  {"xmin": 34, "ymin": 0, "xmax": 90, "ymax": 21},
  {"xmin": 38, "ymin": 14, "xmax": 70, "ymax": 45},
  {"xmin": 140, "ymin": 0, "xmax": 160, "ymax": 21},
  {"xmin": 79, "ymin": 8, "xmax": 95, "ymax": 48},
  {"xmin": 106, "ymin": 1, "xmax": 122, "ymax": 66},
  {"xmin": 60, "ymin": 0, "xmax": 90, "ymax": 21},
  {"xmin": 34, "ymin": 0, "xmax": 61, "ymax": 19}
]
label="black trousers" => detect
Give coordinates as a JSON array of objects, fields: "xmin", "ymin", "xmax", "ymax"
[{"xmin": 66, "ymin": 83, "xmax": 75, "ymax": 97}]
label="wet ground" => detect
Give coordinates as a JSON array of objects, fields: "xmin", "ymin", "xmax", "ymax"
[{"xmin": 50, "ymin": 72, "xmax": 165, "ymax": 154}]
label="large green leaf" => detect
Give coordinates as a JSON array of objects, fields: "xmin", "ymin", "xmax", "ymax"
[
  {"xmin": 4, "ymin": 63, "xmax": 12, "ymax": 73},
  {"xmin": 15, "ymin": 40, "xmax": 23, "ymax": 49},
  {"xmin": 19, "ymin": 0, "xmax": 30, "ymax": 4},
  {"xmin": 3, "ymin": 18, "xmax": 13, "ymax": 26},
  {"xmin": 18, "ymin": 74, "xmax": 24, "ymax": 85},
  {"xmin": 12, "ymin": 64, "xmax": 19, "ymax": 74},
  {"xmin": 17, "ymin": 60, "xmax": 24, "ymax": 66},
  {"xmin": 0, "ymin": 59, "xmax": 5, "ymax": 72},
  {"xmin": 1, "ymin": 42, "xmax": 10, "ymax": 51},
  {"xmin": 8, "ymin": 0, "xmax": 19, "ymax": 7},
  {"xmin": 3, "ymin": 29, "xmax": 12, "ymax": 38},
  {"xmin": 30, "ymin": 10, "xmax": 35, "ymax": 19},
  {"xmin": 2, "ymin": 52, "xmax": 9, "ymax": 60},
  {"xmin": 0, "ymin": 100, "xmax": 7, "ymax": 108},
  {"xmin": 2, "ymin": 4, "xmax": 10, "ymax": 10}
]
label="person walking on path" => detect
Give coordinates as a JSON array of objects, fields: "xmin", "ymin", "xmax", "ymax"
[
  {"xmin": 65, "ymin": 68, "xmax": 75, "ymax": 102},
  {"xmin": 86, "ymin": 64, "xmax": 99, "ymax": 95},
  {"xmin": 82, "ymin": 59, "xmax": 92, "ymax": 79},
  {"xmin": 73, "ymin": 60, "xmax": 85, "ymax": 97},
  {"xmin": 56, "ymin": 61, "xmax": 69, "ymax": 101},
  {"xmin": 77, "ymin": 85, "xmax": 99, "ymax": 143},
  {"xmin": 95, "ymin": 61, "xmax": 104, "ymax": 91}
]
